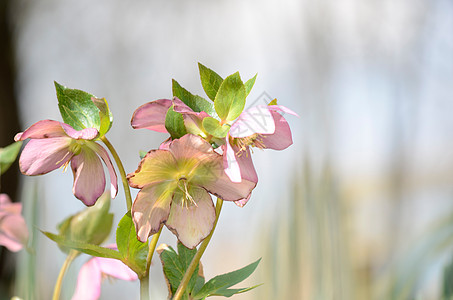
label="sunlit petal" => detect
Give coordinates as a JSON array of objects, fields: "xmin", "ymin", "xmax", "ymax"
[{"xmin": 131, "ymin": 99, "xmax": 172, "ymax": 132}]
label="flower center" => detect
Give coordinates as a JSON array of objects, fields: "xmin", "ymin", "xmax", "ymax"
[
  {"xmin": 233, "ymin": 134, "xmax": 266, "ymax": 156},
  {"xmin": 177, "ymin": 178, "xmax": 198, "ymax": 208}
]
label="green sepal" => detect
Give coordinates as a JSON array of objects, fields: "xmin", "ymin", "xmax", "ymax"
[
  {"xmin": 139, "ymin": 150, "xmax": 147, "ymax": 159},
  {"xmin": 172, "ymin": 80, "xmax": 217, "ymax": 117},
  {"xmin": 268, "ymin": 98, "xmax": 278, "ymax": 106},
  {"xmin": 91, "ymin": 97, "xmax": 113, "ymax": 136},
  {"xmin": 244, "ymin": 74, "xmax": 257, "ymax": 97},
  {"xmin": 198, "ymin": 63, "xmax": 224, "ymax": 101},
  {"xmin": 57, "ymin": 192, "xmax": 113, "ymax": 253},
  {"xmin": 165, "ymin": 105, "xmax": 187, "ymax": 139},
  {"xmin": 116, "ymin": 211, "xmax": 149, "ymax": 278},
  {"xmin": 0, "ymin": 141, "xmax": 22, "ymax": 175},
  {"xmin": 192, "ymin": 258, "xmax": 261, "ymax": 299},
  {"xmin": 157, "ymin": 242, "xmax": 203, "ymax": 299},
  {"xmin": 54, "ymin": 82, "xmax": 101, "ymax": 131},
  {"xmin": 214, "ymin": 72, "xmax": 246, "ymax": 122},
  {"xmin": 202, "ymin": 117, "xmax": 230, "ymax": 138},
  {"xmin": 42, "ymin": 231, "xmax": 122, "ymax": 260}
]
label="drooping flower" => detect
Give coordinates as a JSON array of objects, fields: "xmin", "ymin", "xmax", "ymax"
[
  {"xmin": 15, "ymin": 120, "xmax": 117, "ymax": 206},
  {"xmin": 127, "ymin": 134, "xmax": 255, "ymax": 248},
  {"xmin": 223, "ymin": 104, "xmax": 297, "ymax": 189},
  {"xmin": 0, "ymin": 194, "xmax": 29, "ymax": 252},
  {"xmin": 72, "ymin": 246, "xmax": 138, "ymax": 300}
]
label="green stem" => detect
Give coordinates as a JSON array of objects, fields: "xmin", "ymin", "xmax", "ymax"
[
  {"xmin": 173, "ymin": 198, "xmax": 224, "ymax": 300},
  {"xmin": 101, "ymin": 136, "xmax": 132, "ymax": 211},
  {"xmin": 52, "ymin": 250, "xmax": 78, "ymax": 300},
  {"xmin": 140, "ymin": 276, "xmax": 150, "ymax": 300},
  {"xmin": 140, "ymin": 226, "xmax": 163, "ymax": 300}
]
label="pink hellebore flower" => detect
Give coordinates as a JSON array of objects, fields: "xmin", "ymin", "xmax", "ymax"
[
  {"xmin": 223, "ymin": 105, "xmax": 297, "ymax": 205},
  {"xmin": 0, "ymin": 194, "xmax": 29, "ymax": 252},
  {"xmin": 127, "ymin": 134, "xmax": 255, "ymax": 249},
  {"xmin": 15, "ymin": 120, "xmax": 118, "ymax": 206},
  {"xmin": 72, "ymin": 247, "xmax": 138, "ymax": 300}
]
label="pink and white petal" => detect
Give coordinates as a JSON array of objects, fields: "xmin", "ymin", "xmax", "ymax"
[
  {"xmin": 60, "ymin": 123, "xmax": 99, "ymax": 140},
  {"xmin": 127, "ymin": 150, "xmax": 177, "ymax": 189},
  {"xmin": 132, "ymin": 182, "xmax": 174, "ymax": 242},
  {"xmin": 166, "ymin": 187, "xmax": 215, "ymax": 249},
  {"xmin": 267, "ymin": 104, "xmax": 298, "ymax": 116},
  {"xmin": 234, "ymin": 193, "xmax": 252, "ymax": 208},
  {"xmin": 234, "ymin": 147, "xmax": 258, "ymax": 183},
  {"xmin": 0, "ymin": 214, "xmax": 29, "ymax": 252},
  {"xmin": 202, "ymin": 154, "xmax": 256, "ymax": 202},
  {"xmin": 261, "ymin": 111, "xmax": 293, "ymax": 150},
  {"xmin": 87, "ymin": 142, "xmax": 118, "ymax": 199},
  {"xmin": 223, "ymin": 142, "xmax": 242, "ymax": 183},
  {"xmin": 131, "ymin": 99, "xmax": 172, "ymax": 132},
  {"xmin": 230, "ymin": 106, "xmax": 275, "ymax": 138},
  {"xmin": 97, "ymin": 257, "xmax": 138, "ymax": 281},
  {"xmin": 14, "ymin": 120, "xmax": 67, "ymax": 141},
  {"xmin": 72, "ymin": 258, "xmax": 102, "ymax": 300},
  {"xmin": 19, "ymin": 138, "xmax": 73, "ymax": 175},
  {"xmin": 71, "ymin": 148, "xmax": 105, "ymax": 206}
]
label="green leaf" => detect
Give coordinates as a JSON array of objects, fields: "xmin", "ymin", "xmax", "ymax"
[
  {"xmin": 91, "ymin": 97, "xmax": 113, "ymax": 136},
  {"xmin": 172, "ymin": 80, "xmax": 217, "ymax": 117},
  {"xmin": 139, "ymin": 150, "xmax": 147, "ymax": 159},
  {"xmin": 244, "ymin": 74, "xmax": 257, "ymax": 97},
  {"xmin": 42, "ymin": 231, "xmax": 122, "ymax": 260},
  {"xmin": 157, "ymin": 242, "xmax": 203, "ymax": 298},
  {"xmin": 202, "ymin": 117, "xmax": 230, "ymax": 138},
  {"xmin": 193, "ymin": 259, "xmax": 261, "ymax": 299},
  {"xmin": 198, "ymin": 63, "xmax": 224, "ymax": 101},
  {"xmin": 214, "ymin": 72, "xmax": 246, "ymax": 122},
  {"xmin": 210, "ymin": 284, "xmax": 262, "ymax": 297},
  {"xmin": 116, "ymin": 211, "xmax": 149, "ymax": 278},
  {"xmin": 165, "ymin": 105, "xmax": 187, "ymax": 139},
  {"xmin": 0, "ymin": 141, "xmax": 22, "ymax": 175},
  {"xmin": 54, "ymin": 81, "xmax": 101, "ymax": 131}
]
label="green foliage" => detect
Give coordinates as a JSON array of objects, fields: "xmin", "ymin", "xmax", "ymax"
[
  {"xmin": 244, "ymin": 74, "xmax": 257, "ymax": 97},
  {"xmin": 165, "ymin": 105, "xmax": 187, "ymax": 139},
  {"xmin": 91, "ymin": 97, "xmax": 113, "ymax": 136},
  {"xmin": 116, "ymin": 211, "xmax": 149, "ymax": 278},
  {"xmin": 202, "ymin": 117, "xmax": 230, "ymax": 138},
  {"xmin": 198, "ymin": 63, "xmax": 224, "ymax": 101},
  {"xmin": 0, "ymin": 141, "xmax": 22, "ymax": 175},
  {"xmin": 158, "ymin": 242, "xmax": 202, "ymax": 299},
  {"xmin": 214, "ymin": 72, "xmax": 246, "ymax": 122},
  {"xmin": 54, "ymin": 82, "xmax": 102, "ymax": 131},
  {"xmin": 58, "ymin": 192, "xmax": 113, "ymax": 251},
  {"xmin": 42, "ymin": 231, "xmax": 122, "ymax": 260},
  {"xmin": 172, "ymin": 79, "xmax": 217, "ymax": 117},
  {"xmin": 192, "ymin": 259, "xmax": 261, "ymax": 299}
]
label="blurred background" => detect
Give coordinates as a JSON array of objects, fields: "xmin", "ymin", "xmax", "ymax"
[{"xmin": 1, "ymin": 0, "xmax": 453, "ymax": 299}]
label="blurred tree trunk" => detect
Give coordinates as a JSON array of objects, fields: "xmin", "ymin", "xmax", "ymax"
[{"xmin": 0, "ymin": 0, "xmax": 21, "ymax": 297}]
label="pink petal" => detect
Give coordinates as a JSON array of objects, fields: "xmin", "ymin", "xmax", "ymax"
[
  {"xmin": 0, "ymin": 214, "xmax": 29, "ymax": 252},
  {"xmin": 166, "ymin": 187, "xmax": 216, "ymax": 249},
  {"xmin": 260, "ymin": 111, "xmax": 293, "ymax": 150},
  {"xmin": 171, "ymin": 97, "xmax": 194, "ymax": 114},
  {"xmin": 14, "ymin": 120, "xmax": 67, "ymax": 141},
  {"xmin": 223, "ymin": 141, "xmax": 242, "ymax": 183},
  {"xmin": 159, "ymin": 138, "xmax": 172, "ymax": 150},
  {"xmin": 181, "ymin": 111, "xmax": 210, "ymax": 137},
  {"xmin": 72, "ymin": 258, "xmax": 102, "ymax": 300},
  {"xmin": 233, "ymin": 146, "xmax": 258, "ymax": 183},
  {"xmin": 127, "ymin": 150, "xmax": 177, "ymax": 189},
  {"xmin": 0, "ymin": 194, "xmax": 22, "ymax": 215},
  {"xmin": 131, "ymin": 99, "xmax": 172, "ymax": 132},
  {"xmin": 87, "ymin": 142, "xmax": 118, "ymax": 199},
  {"xmin": 229, "ymin": 106, "xmax": 275, "ymax": 138},
  {"xmin": 60, "ymin": 123, "xmax": 99, "ymax": 140},
  {"xmin": 169, "ymin": 134, "xmax": 216, "ymax": 162},
  {"xmin": 131, "ymin": 182, "xmax": 174, "ymax": 242},
  {"xmin": 234, "ymin": 194, "xmax": 252, "ymax": 208},
  {"xmin": 267, "ymin": 104, "xmax": 298, "ymax": 116},
  {"xmin": 19, "ymin": 138, "xmax": 73, "ymax": 175},
  {"xmin": 71, "ymin": 148, "xmax": 105, "ymax": 206},
  {"xmin": 97, "ymin": 257, "xmax": 138, "ymax": 281}
]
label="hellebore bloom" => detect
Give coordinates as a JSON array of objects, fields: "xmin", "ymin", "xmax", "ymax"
[
  {"xmin": 127, "ymin": 134, "xmax": 255, "ymax": 248},
  {"xmin": 15, "ymin": 120, "xmax": 118, "ymax": 206},
  {"xmin": 223, "ymin": 105, "xmax": 297, "ymax": 193},
  {"xmin": 72, "ymin": 247, "xmax": 138, "ymax": 300},
  {"xmin": 0, "ymin": 194, "xmax": 29, "ymax": 252}
]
